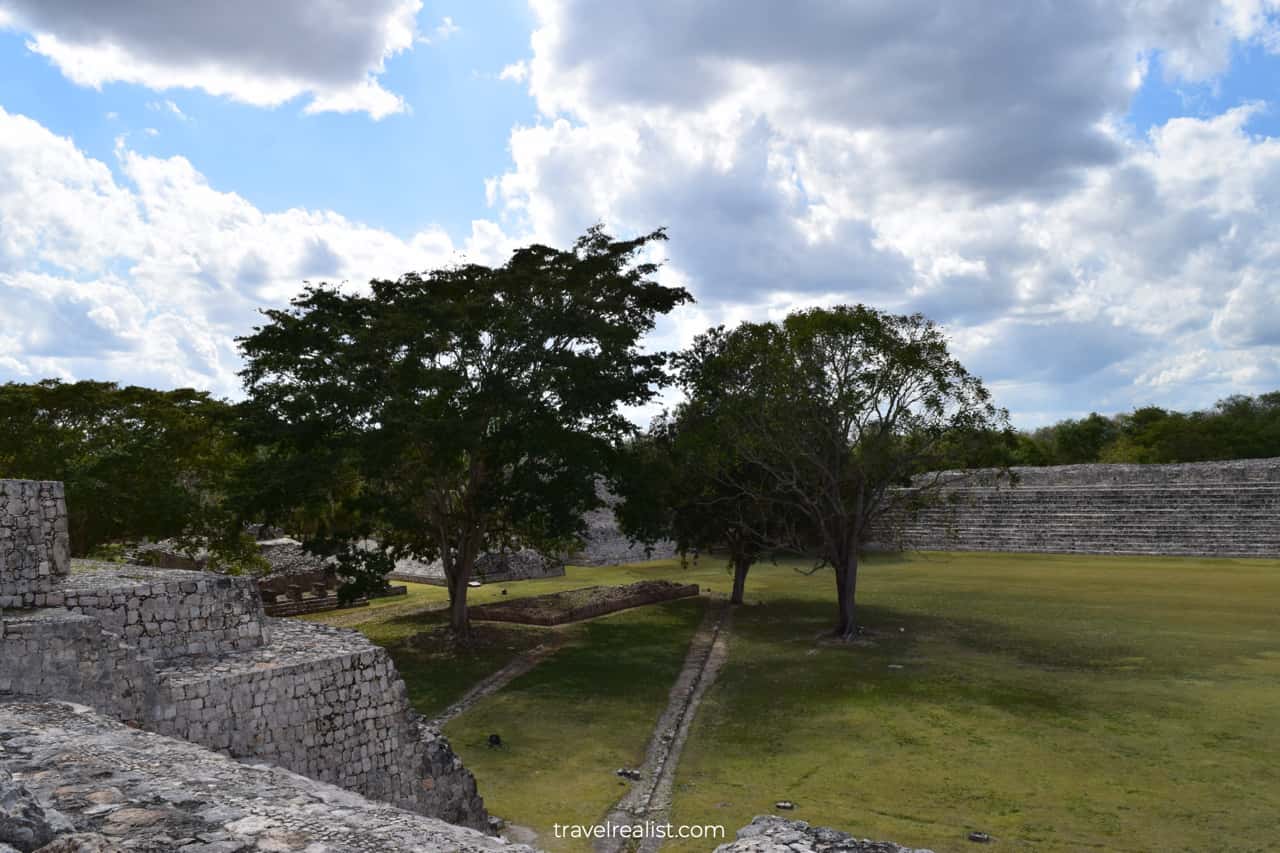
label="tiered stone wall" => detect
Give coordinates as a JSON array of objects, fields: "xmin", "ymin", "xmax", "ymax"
[
  {"xmin": 0, "ymin": 609, "xmax": 155, "ymax": 725},
  {"xmin": 0, "ymin": 700, "xmax": 526, "ymax": 853},
  {"xmin": 148, "ymin": 620, "xmax": 486, "ymax": 827},
  {"xmin": 868, "ymin": 458, "xmax": 1280, "ymax": 557},
  {"xmin": 572, "ymin": 482, "xmax": 677, "ymax": 566},
  {"xmin": 49, "ymin": 564, "xmax": 267, "ymax": 657},
  {"xmin": 0, "ymin": 478, "xmax": 491, "ymax": 832},
  {"xmin": 0, "ymin": 480, "xmax": 69, "ymax": 609}
]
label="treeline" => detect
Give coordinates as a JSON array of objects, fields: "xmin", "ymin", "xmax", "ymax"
[
  {"xmin": 2, "ymin": 226, "xmax": 1276, "ymax": 637},
  {"xmin": 1007, "ymin": 393, "xmax": 1280, "ymax": 467},
  {"xmin": 0, "ymin": 380, "xmax": 249, "ymax": 560}
]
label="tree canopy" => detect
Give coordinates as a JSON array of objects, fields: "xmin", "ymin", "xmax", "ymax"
[
  {"xmin": 0, "ymin": 379, "xmax": 241, "ymax": 557},
  {"xmin": 238, "ymin": 226, "xmax": 692, "ymax": 635},
  {"xmin": 668, "ymin": 305, "xmax": 1006, "ymax": 637}
]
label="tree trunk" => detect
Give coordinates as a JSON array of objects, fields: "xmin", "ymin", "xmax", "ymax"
[
  {"xmin": 730, "ymin": 556, "xmax": 751, "ymax": 605},
  {"xmin": 833, "ymin": 551, "xmax": 859, "ymax": 639},
  {"xmin": 446, "ymin": 559, "xmax": 474, "ymax": 638}
]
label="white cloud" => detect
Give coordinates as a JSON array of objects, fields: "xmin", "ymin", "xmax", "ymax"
[
  {"xmin": 0, "ymin": 0, "xmax": 422, "ymax": 119},
  {"xmin": 499, "ymin": 60, "xmax": 529, "ymax": 83},
  {"xmin": 147, "ymin": 99, "xmax": 187, "ymax": 120},
  {"xmin": 0, "ymin": 106, "xmax": 509, "ymax": 395},
  {"xmin": 484, "ymin": 0, "xmax": 1280, "ymax": 424},
  {"xmin": 423, "ymin": 16, "xmax": 461, "ymax": 43}
]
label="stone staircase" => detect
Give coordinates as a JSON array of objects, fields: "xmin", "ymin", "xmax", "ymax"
[{"xmin": 868, "ymin": 460, "xmax": 1280, "ymax": 557}]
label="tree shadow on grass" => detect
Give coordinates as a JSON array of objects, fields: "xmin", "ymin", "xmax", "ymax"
[{"xmin": 716, "ymin": 595, "xmax": 1160, "ymax": 723}]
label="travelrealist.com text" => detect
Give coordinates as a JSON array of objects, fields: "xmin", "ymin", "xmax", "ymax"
[{"xmin": 552, "ymin": 822, "xmax": 727, "ymax": 840}]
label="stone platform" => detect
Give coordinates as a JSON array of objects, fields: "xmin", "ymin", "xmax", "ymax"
[
  {"xmin": 0, "ymin": 479, "xmax": 490, "ymax": 833},
  {"xmin": 0, "ymin": 699, "xmax": 527, "ymax": 853}
]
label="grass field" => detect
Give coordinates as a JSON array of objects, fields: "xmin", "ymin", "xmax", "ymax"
[{"xmin": 305, "ymin": 552, "xmax": 1280, "ymax": 853}]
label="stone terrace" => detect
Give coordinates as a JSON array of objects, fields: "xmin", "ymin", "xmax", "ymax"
[
  {"xmin": 868, "ymin": 458, "xmax": 1280, "ymax": 557},
  {"xmin": 0, "ymin": 699, "xmax": 528, "ymax": 853},
  {"xmin": 0, "ymin": 479, "xmax": 490, "ymax": 832}
]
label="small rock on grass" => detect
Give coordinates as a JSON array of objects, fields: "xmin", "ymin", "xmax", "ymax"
[{"xmin": 774, "ymin": 800, "xmax": 795, "ymax": 810}]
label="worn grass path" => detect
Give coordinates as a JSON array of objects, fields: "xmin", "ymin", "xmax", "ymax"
[{"xmin": 595, "ymin": 597, "xmax": 733, "ymax": 853}]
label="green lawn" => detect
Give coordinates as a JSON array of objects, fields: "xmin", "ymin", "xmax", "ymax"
[{"xmin": 304, "ymin": 552, "xmax": 1280, "ymax": 853}]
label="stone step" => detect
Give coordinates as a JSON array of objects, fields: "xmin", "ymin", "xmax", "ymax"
[{"xmin": 49, "ymin": 564, "xmax": 267, "ymax": 660}]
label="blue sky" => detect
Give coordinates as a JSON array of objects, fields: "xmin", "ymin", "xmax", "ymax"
[{"xmin": 1, "ymin": 1, "xmax": 1279, "ymax": 428}]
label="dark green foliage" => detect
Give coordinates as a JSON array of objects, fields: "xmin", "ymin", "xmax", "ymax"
[
  {"xmin": 238, "ymin": 226, "xmax": 692, "ymax": 634},
  {"xmin": 1013, "ymin": 391, "xmax": 1280, "ymax": 466},
  {"xmin": 333, "ymin": 545, "xmax": 394, "ymax": 605},
  {"xmin": 0, "ymin": 379, "xmax": 246, "ymax": 558},
  {"xmin": 661, "ymin": 305, "xmax": 1006, "ymax": 636}
]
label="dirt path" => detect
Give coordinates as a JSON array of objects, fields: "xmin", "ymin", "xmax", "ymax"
[
  {"xmin": 427, "ymin": 634, "xmax": 566, "ymax": 729},
  {"xmin": 595, "ymin": 596, "xmax": 734, "ymax": 853}
]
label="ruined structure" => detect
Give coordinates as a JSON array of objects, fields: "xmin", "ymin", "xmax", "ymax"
[
  {"xmin": 0, "ymin": 479, "xmax": 489, "ymax": 833},
  {"xmin": 0, "ymin": 701, "xmax": 527, "ymax": 853},
  {"xmin": 715, "ymin": 816, "xmax": 935, "ymax": 853},
  {"xmin": 867, "ymin": 458, "xmax": 1280, "ymax": 557}
]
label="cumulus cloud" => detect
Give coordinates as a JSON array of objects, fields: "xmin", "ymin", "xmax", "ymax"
[
  {"xmin": 0, "ymin": 106, "xmax": 510, "ymax": 395},
  {"xmin": 0, "ymin": 0, "xmax": 422, "ymax": 118},
  {"xmin": 481, "ymin": 0, "xmax": 1280, "ymax": 424}
]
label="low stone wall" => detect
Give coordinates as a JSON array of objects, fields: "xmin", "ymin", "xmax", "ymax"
[
  {"xmin": 868, "ymin": 458, "xmax": 1280, "ymax": 557},
  {"xmin": 0, "ymin": 480, "xmax": 69, "ymax": 609},
  {"xmin": 0, "ymin": 610, "xmax": 155, "ymax": 725},
  {"xmin": 51, "ymin": 565, "xmax": 268, "ymax": 659},
  {"xmin": 0, "ymin": 700, "xmax": 527, "ymax": 852}
]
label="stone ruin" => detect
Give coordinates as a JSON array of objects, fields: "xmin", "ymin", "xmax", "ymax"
[
  {"xmin": 0, "ymin": 479, "xmax": 496, "ymax": 847},
  {"xmin": 388, "ymin": 483, "xmax": 679, "ymax": 585},
  {"xmin": 867, "ymin": 457, "xmax": 1280, "ymax": 557},
  {"xmin": 0, "ymin": 479, "xmax": 939, "ymax": 853}
]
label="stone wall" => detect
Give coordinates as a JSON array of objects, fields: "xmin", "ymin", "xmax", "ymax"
[
  {"xmin": 0, "ymin": 480, "xmax": 69, "ymax": 609},
  {"xmin": 0, "ymin": 700, "xmax": 527, "ymax": 853},
  {"xmin": 147, "ymin": 619, "xmax": 487, "ymax": 828},
  {"xmin": 867, "ymin": 458, "xmax": 1280, "ymax": 557},
  {"xmin": 47, "ymin": 564, "xmax": 267, "ymax": 659},
  {"xmin": 0, "ymin": 478, "xmax": 492, "ymax": 833},
  {"xmin": 0, "ymin": 610, "xmax": 155, "ymax": 725}
]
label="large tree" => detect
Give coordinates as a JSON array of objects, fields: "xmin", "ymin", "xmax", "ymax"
[
  {"xmin": 238, "ymin": 227, "xmax": 692, "ymax": 635},
  {"xmin": 678, "ymin": 306, "xmax": 1006, "ymax": 638}
]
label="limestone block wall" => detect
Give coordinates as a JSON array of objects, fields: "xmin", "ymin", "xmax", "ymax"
[
  {"xmin": 1, "ymin": 700, "xmax": 526, "ymax": 853},
  {"xmin": 867, "ymin": 458, "xmax": 1280, "ymax": 557},
  {"xmin": 51, "ymin": 565, "xmax": 268, "ymax": 659},
  {"xmin": 149, "ymin": 619, "xmax": 488, "ymax": 829},
  {"xmin": 0, "ymin": 480, "xmax": 69, "ymax": 608},
  {"xmin": 0, "ymin": 478, "xmax": 490, "ymax": 830},
  {"xmin": 0, "ymin": 609, "xmax": 155, "ymax": 724}
]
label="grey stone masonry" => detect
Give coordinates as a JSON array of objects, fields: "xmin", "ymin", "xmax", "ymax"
[
  {"xmin": 49, "ymin": 563, "xmax": 268, "ymax": 659},
  {"xmin": 0, "ymin": 699, "xmax": 529, "ymax": 853},
  {"xmin": 0, "ymin": 480, "xmax": 69, "ymax": 609},
  {"xmin": 0, "ymin": 478, "xmax": 492, "ymax": 832},
  {"xmin": 867, "ymin": 458, "xmax": 1280, "ymax": 557},
  {"xmin": 716, "ymin": 816, "xmax": 934, "ymax": 853},
  {"xmin": 0, "ymin": 609, "xmax": 155, "ymax": 726},
  {"xmin": 149, "ymin": 619, "xmax": 489, "ymax": 829}
]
